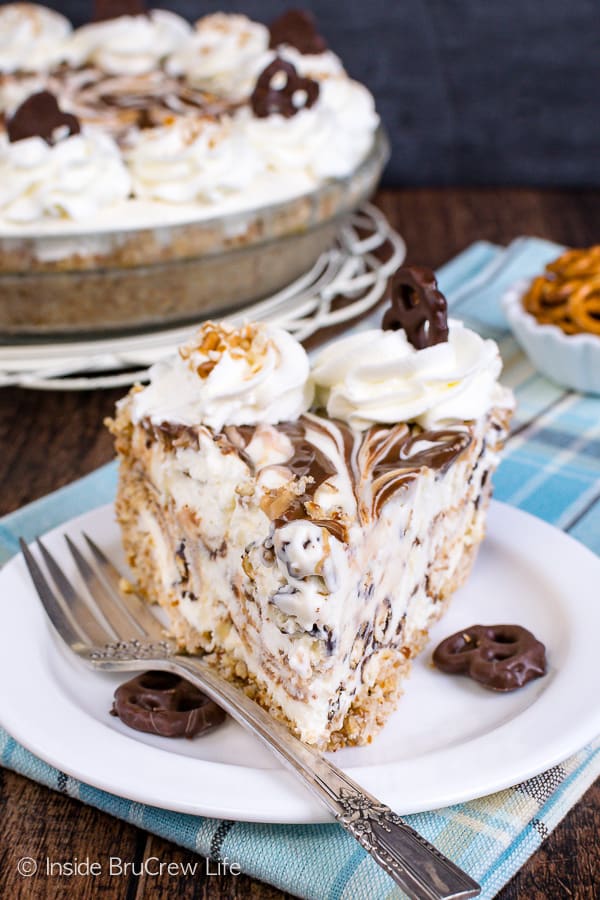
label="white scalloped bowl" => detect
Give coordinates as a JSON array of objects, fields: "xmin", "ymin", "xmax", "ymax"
[{"xmin": 502, "ymin": 279, "xmax": 600, "ymax": 395}]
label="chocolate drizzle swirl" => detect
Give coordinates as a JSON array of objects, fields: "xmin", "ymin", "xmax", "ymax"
[
  {"xmin": 227, "ymin": 415, "xmax": 472, "ymax": 537},
  {"xmin": 143, "ymin": 413, "xmax": 472, "ymax": 538},
  {"xmin": 360, "ymin": 425, "xmax": 472, "ymax": 518},
  {"xmin": 3, "ymin": 69, "xmax": 242, "ymax": 146},
  {"xmin": 272, "ymin": 420, "xmax": 347, "ymax": 541}
]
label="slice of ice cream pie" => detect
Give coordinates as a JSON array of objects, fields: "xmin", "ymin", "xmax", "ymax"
[{"xmin": 109, "ymin": 269, "xmax": 514, "ymax": 748}]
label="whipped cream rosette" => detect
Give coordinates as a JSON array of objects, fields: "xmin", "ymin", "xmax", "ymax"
[
  {"xmin": 125, "ymin": 117, "xmax": 265, "ymax": 204},
  {"xmin": 0, "ymin": 3, "xmax": 72, "ymax": 74},
  {"xmin": 240, "ymin": 73, "xmax": 378, "ymax": 180},
  {"xmin": 166, "ymin": 13, "xmax": 269, "ymax": 99},
  {"xmin": 311, "ymin": 323, "xmax": 510, "ymax": 430},
  {"xmin": 0, "ymin": 126, "xmax": 131, "ymax": 223},
  {"xmin": 66, "ymin": 9, "xmax": 190, "ymax": 76},
  {"xmin": 131, "ymin": 321, "xmax": 314, "ymax": 431}
]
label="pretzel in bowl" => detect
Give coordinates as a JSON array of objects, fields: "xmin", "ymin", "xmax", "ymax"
[{"xmin": 522, "ymin": 245, "xmax": 600, "ymax": 336}]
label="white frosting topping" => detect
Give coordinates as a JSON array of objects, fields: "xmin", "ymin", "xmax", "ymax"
[
  {"xmin": 131, "ymin": 321, "xmax": 314, "ymax": 430},
  {"xmin": 67, "ymin": 10, "xmax": 191, "ymax": 75},
  {"xmin": 311, "ymin": 321, "xmax": 505, "ymax": 430},
  {"xmin": 239, "ymin": 76, "xmax": 378, "ymax": 179},
  {"xmin": 125, "ymin": 116, "xmax": 264, "ymax": 203},
  {"xmin": 0, "ymin": 128, "xmax": 131, "ymax": 223},
  {"xmin": 166, "ymin": 13, "xmax": 269, "ymax": 99},
  {"xmin": 0, "ymin": 3, "xmax": 72, "ymax": 73}
]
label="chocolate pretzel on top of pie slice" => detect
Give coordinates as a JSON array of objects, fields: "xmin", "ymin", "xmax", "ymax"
[{"xmin": 383, "ymin": 266, "xmax": 449, "ymax": 349}]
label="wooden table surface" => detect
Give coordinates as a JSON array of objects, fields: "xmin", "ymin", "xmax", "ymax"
[{"xmin": 0, "ymin": 188, "xmax": 598, "ymax": 899}]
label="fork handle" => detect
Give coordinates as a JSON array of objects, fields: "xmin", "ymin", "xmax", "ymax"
[{"xmin": 170, "ymin": 656, "xmax": 480, "ymax": 900}]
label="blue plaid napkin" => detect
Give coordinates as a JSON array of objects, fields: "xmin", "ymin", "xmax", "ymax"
[{"xmin": 1, "ymin": 237, "xmax": 598, "ymax": 900}]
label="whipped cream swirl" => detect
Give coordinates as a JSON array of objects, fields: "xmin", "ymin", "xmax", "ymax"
[
  {"xmin": 0, "ymin": 3, "xmax": 72, "ymax": 73},
  {"xmin": 67, "ymin": 10, "xmax": 190, "ymax": 76},
  {"xmin": 131, "ymin": 322, "xmax": 314, "ymax": 431},
  {"xmin": 166, "ymin": 13, "xmax": 269, "ymax": 99},
  {"xmin": 311, "ymin": 322, "xmax": 507, "ymax": 430},
  {"xmin": 239, "ymin": 76, "xmax": 378, "ymax": 179},
  {"xmin": 126, "ymin": 117, "xmax": 264, "ymax": 204},
  {"xmin": 0, "ymin": 128, "xmax": 131, "ymax": 223}
]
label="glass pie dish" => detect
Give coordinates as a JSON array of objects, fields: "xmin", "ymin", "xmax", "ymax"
[{"xmin": 0, "ymin": 128, "xmax": 389, "ymax": 339}]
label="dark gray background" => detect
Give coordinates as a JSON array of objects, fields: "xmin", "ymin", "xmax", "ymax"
[{"xmin": 39, "ymin": 1, "xmax": 600, "ymax": 187}]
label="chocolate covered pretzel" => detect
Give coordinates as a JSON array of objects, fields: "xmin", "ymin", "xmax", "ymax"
[
  {"xmin": 251, "ymin": 58, "xmax": 319, "ymax": 119},
  {"xmin": 7, "ymin": 91, "xmax": 80, "ymax": 146},
  {"xmin": 382, "ymin": 266, "xmax": 449, "ymax": 349},
  {"xmin": 111, "ymin": 671, "xmax": 226, "ymax": 738},
  {"xmin": 433, "ymin": 624, "xmax": 547, "ymax": 692}
]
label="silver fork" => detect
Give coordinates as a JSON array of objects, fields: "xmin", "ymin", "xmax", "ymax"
[{"xmin": 19, "ymin": 532, "xmax": 481, "ymax": 900}]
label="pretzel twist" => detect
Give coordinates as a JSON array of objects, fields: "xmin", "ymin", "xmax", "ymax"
[{"xmin": 522, "ymin": 246, "xmax": 600, "ymax": 336}]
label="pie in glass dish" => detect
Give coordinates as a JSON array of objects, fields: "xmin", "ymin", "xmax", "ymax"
[{"xmin": 0, "ymin": 5, "xmax": 386, "ymax": 335}]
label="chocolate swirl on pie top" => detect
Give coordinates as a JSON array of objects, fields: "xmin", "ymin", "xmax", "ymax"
[
  {"xmin": 53, "ymin": 69, "xmax": 240, "ymax": 141},
  {"xmin": 269, "ymin": 9, "xmax": 328, "ymax": 55},
  {"xmin": 383, "ymin": 266, "xmax": 449, "ymax": 349},
  {"xmin": 7, "ymin": 91, "xmax": 80, "ymax": 145}
]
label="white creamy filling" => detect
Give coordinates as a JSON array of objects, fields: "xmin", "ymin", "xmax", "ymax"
[
  {"xmin": 301, "ymin": 413, "xmax": 357, "ymax": 518},
  {"xmin": 244, "ymin": 425, "xmax": 294, "ymax": 470}
]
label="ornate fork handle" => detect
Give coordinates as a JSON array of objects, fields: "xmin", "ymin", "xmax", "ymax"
[{"xmin": 91, "ymin": 642, "xmax": 479, "ymax": 900}]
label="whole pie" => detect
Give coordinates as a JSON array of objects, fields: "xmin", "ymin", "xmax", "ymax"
[
  {"xmin": 0, "ymin": 4, "xmax": 379, "ymax": 244},
  {"xmin": 0, "ymin": 4, "xmax": 383, "ymax": 333}
]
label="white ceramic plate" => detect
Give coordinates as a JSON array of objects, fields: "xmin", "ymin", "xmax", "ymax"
[{"xmin": 1, "ymin": 501, "xmax": 599, "ymax": 824}]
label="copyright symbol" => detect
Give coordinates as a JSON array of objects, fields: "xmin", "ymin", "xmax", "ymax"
[{"xmin": 17, "ymin": 857, "xmax": 37, "ymax": 877}]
